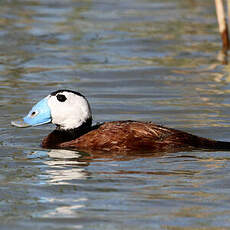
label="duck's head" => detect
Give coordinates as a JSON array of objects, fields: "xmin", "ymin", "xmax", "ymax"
[{"xmin": 11, "ymin": 90, "xmax": 92, "ymax": 130}]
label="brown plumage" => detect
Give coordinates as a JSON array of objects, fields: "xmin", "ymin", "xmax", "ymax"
[{"xmin": 42, "ymin": 120, "xmax": 230, "ymax": 154}]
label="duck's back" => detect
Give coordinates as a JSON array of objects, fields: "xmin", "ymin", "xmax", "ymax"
[{"xmin": 57, "ymin": 121, "xmax": 226, "ymax": 153}]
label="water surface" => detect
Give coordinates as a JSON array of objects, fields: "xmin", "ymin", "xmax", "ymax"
[{"xmin": 1, "ymin": 0, "xmax": 230, "ymax": 229}]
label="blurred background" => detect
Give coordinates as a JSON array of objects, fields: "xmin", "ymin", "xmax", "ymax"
[{"xmin": 1, "ymin": 0, "xmax": 230, "ymax": 229}]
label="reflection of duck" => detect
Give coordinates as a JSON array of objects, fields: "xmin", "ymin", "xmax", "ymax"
[
  {"xmin": 11, "ymin": 89, "xmax": 230, "ymax": 154},
  {"xmin": 27, "ymin": 149, "xmax": 88, "ymax": 184}
]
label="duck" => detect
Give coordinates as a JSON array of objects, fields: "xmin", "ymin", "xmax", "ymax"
[{"xmin": 11, "ymin": 89, "xmax": 230, "ymax": 154}]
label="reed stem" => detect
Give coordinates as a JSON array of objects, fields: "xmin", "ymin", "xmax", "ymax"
[{"xmin": 215, "ymin": 0, "xmax": 229, "ymax": 50}]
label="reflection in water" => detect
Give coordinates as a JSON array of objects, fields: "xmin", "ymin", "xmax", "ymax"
[
  {"xmin": 29, "ymin": 149, "xmax": 89, "ymax": 184},
  {"xmin": 2, "ymin": 0, "xmax": 230, "ymax": 229},
  {"xmin": 40, "ymin": 197, "xmax": 87, "ymax": 219},
  {"xmin": 25, "ymin": 149, "xmax": 88, "ymax": 222}
]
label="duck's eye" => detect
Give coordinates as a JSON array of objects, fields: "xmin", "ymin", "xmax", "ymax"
[
  {"xmin": 56, "ymin": 94, "xmax": 67, "ymax": 102},
  {"xmin": 30, "ymin": 111, "xmax": 37, "ymax": 118}
]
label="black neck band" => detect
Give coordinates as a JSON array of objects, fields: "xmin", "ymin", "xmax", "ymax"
[{"xmin": 54, "ymin": 117, "xmax": 93, "ymax": 142}]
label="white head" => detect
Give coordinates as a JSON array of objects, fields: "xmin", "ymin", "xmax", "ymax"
[
  {"xmin": 11, "ymin": 90, "xmax": 92, "ymax": 130},
  {"xmin": 48, "ymin": 90, "xmax": 92, "ymax": 129}
]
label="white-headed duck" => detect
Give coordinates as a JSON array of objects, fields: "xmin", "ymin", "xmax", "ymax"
[{"xmin": 11, "ymin": 89, "xmax": 230, "ymax": 154}]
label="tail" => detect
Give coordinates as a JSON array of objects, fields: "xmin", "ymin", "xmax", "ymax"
[
  {"xmin": 182, "ymin": 133, "xmax": 230, "ymax": 151},
  {"xmin": 199, "ymin": 139, "xmax": 230, "ymax": 151}
]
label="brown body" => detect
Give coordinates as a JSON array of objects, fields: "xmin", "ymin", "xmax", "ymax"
[{"xmin": 42, "ymin": 121, "xmax": 230, "ymax": 154}]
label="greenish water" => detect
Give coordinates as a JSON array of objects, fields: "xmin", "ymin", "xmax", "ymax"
[{"xmin": 1, "ymin": 0, "xmax": 230, "ymax": 229}]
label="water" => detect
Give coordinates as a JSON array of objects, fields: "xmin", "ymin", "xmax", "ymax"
[{"xmin": 1, "ymin": 0, "xmax": 230, "ymax": 229}]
